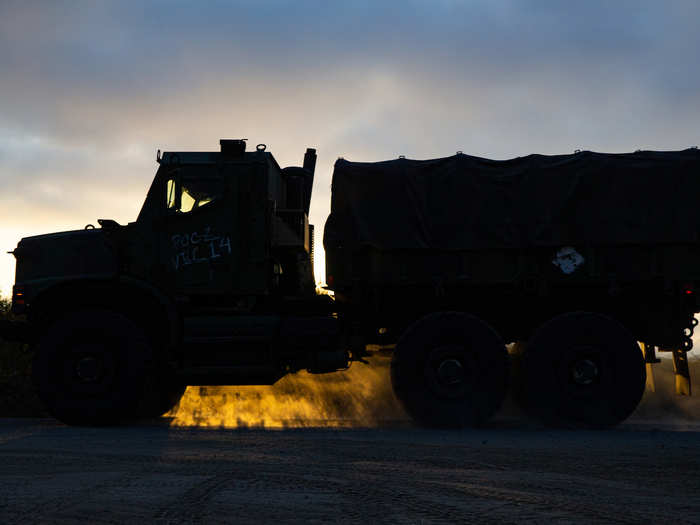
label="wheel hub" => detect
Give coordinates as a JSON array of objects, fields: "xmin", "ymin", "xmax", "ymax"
[
  {"xmin": 571, "ymin": 358, "xmax": 599, "ymax": 385},
  {"xmin": 437, "ymin": 359, "xmax": 464, "ymax": 385},
  {"xmin": 424, "ymin": 344, "xmax": 474, "ymax": 398},
  {"xmin": 75, "ymin": 356, "xmax": 103, "ymax": 383}
]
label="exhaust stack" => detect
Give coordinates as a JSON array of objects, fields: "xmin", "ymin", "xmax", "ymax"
[
  {"xmin": 302, "ymin": 148, "xmax": 316, "ymax": 213},
  {"xmin": 303, "ymin": 148, "xmax": 317, "ymax": 176}
]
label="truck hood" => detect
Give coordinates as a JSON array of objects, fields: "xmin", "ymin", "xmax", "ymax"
[{"xmin": 13, "ymin": 228, "xmax": 119, "ymax": 284}]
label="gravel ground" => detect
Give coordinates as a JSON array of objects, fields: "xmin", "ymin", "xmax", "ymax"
[
  {"xmin": 1, "ymin": 417, "xmax": 699, "ymax": 524},
  {"xmin": 1, "ymin": 356, "xmax": 699, "ymax": 523}
]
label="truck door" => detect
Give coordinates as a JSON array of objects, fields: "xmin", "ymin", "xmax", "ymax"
[{"xmin": 162, "ymin": 167, "xmax": 234, "ymax": 296}]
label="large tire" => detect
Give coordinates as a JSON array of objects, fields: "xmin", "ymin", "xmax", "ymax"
[
  {"xmin": 390, "ymin": 312, "xmax": 509, "ymax": 428},
  {"xmin": 518, "ymin": 312, "xmax": 646, "ymax": 428},
  {"xmin": 139, "ymin": 367, "xmax": 187, "ymax": 419},
  {"xmin": 32, "ymin": 310, "xmax": 152, "ymax": 425}
]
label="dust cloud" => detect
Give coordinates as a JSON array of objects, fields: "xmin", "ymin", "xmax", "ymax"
[
  {"xmin": 167, "ymin": 355, "xmax": 410, "ymax": 429},
  {"xmin": 629, "ymin": 354, "xmax": 700, "ymax": 423},
  {"xmin": 167, "ymin": 351, "xmax": 700, "ymax": 429}
]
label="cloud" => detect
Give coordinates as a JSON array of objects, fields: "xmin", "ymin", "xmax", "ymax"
[
  {"xmin": 2, "ymin": 2, "xmax": 699, "ymax": 150},
  {"xmin": 0, "ymin": 1, "xmax": 699, "ymax": 293}
]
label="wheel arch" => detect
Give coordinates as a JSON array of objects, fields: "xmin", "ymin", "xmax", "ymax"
[{"xmin": 29, "ymin": 277, "xmax": 179, "ymax": 350}]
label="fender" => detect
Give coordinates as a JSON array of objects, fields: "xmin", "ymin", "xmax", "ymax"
[
  {"xmin": 28, "ymin": 276, "xmax": 180, "ymax": 349},
  {"xmin": 118, "ymin": 275, "xmax": 180, "ymax": 348}
]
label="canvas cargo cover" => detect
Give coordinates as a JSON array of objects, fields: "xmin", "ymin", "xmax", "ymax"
[{"xmin": 323, "ymin": 149, "xmax": 700, "ymax": 251}]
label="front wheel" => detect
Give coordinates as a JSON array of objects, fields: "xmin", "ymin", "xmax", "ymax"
[
  {"xmin": 32, "ymin": 310, "xmax": 152, "ymax": 425},
  {"xmin": 390, "ymin": 312, "xmax": 509, "ymax": 428},
  {"xmin": 139, "ymin": 368, "xmax": 187, "ymax": 419}
]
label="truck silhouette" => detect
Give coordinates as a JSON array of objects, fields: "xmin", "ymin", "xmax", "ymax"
[{"xmin": 2, "ymin": 139, "xmax": 699, "ymax": 427}]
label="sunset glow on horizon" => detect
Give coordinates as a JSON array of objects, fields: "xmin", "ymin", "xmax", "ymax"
[{"xmin": 1, "ymin": 1, "xmax": 699, "ymax": 297}]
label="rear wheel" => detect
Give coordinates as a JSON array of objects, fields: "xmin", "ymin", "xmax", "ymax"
[
  {"xmin": 390, "ymin": 312, "xmax": 509, "ymax": 428},
  {"xmin": 32, "ymin": 310, "xmax": 151, "ymax": 425},
  {"xmin": 518, "ymin": 312, "xmax": 646, "ymax": 428}
]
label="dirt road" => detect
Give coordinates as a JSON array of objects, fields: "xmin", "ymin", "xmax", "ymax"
[{"xmin": 1, "ymin": 417, "xmax": 699, "ymax": 524}]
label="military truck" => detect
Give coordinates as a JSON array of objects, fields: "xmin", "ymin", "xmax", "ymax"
[{"xmin": 2, "ymin": 139, "xmax": 699, "ymax": 428}]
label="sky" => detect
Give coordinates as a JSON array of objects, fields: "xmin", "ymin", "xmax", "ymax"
[{"xmin": 1, "ymin": 0, "xmax": 699, "ymax": 296}]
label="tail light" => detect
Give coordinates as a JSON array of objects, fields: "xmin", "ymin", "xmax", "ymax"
[{"xmin": 12, "ymin": 285, "xmax": 26, "ymax": 314}]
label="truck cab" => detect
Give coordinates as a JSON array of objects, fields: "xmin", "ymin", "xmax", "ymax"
[{"xmin": 136, "ymin": 139, "xmax": 316, "ymax": 303}]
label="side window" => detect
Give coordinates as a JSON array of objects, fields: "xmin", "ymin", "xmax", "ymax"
[
  {"xmin": 166, "ymin": 175, "xmax": 223, "ymax": 214},
  {"xmin": 166, "ymin": 178, "xmax": 177, "ymax": 210}
]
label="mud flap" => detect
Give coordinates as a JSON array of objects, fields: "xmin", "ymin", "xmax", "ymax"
[
  {"xmin": 640, "ymin": 343, "xmax": 657, "ymax": 393},
  {"xmin": 671, "ymin": 348, "xmax": 691, "ymax": 396}
]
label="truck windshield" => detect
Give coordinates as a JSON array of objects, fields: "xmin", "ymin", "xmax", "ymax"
[{"xmin": 167, "ymin": 176, "xmax": 222, "ymax": 214}]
